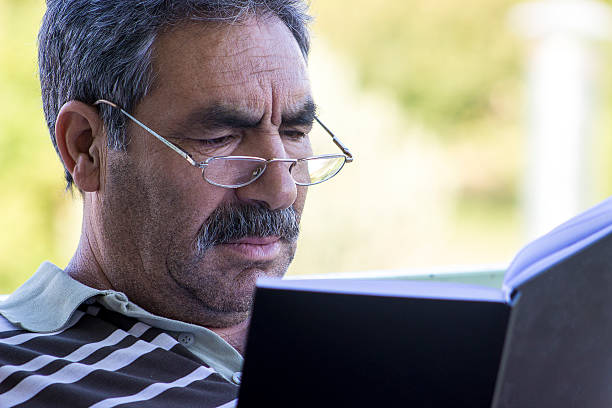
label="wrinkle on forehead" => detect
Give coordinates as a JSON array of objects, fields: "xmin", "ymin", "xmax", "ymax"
[
  {"xmin": 153, "ymin": 16, "xmax": 306, "ymax": 84},
  {"xmin": 143, "ymin": 16, "xmax": 310, "ymax": 127},
  {"xmin": 203, "ymin": 35, "xmax": 306, "ymax": 88}
]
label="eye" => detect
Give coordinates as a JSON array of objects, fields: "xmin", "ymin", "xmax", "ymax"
[{"xmin": 281, "ymin": 130, "xmax": 307, "ymax": 140}]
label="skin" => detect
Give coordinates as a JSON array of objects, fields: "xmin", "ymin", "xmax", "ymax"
[{"xmin": 54, "ymin": 16, "xmax": 312, "ymax": 354}]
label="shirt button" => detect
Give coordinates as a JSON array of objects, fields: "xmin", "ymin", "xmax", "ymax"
[
  {"xmin": 177, "ymin": 333, "xmax": 194, "ymax": 347},
  {"xmin": 232, "ymin": 372, "xmax": 242, "ymax": 385}
]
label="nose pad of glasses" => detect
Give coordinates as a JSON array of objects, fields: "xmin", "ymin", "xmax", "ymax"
[{"xmin": 251, "ymin": 166, "xmax": 264, "ymax": 179}]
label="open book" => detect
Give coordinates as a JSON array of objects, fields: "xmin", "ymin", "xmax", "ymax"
[{"xmin": 238, "ymin": 197, "xmax": 612, "ymax": 408}]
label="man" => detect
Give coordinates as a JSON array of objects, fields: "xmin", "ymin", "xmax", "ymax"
[{"xmin": 0, "ymin": 1, "xmax": 352, "ymax": 406}]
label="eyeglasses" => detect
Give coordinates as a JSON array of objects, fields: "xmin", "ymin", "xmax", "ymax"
[{"xmin": 94, "ymin": 99, "xmax": 353, "ymax": 188}]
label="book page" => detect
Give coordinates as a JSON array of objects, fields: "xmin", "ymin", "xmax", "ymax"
[
  {"xmin": 259, "ymin": 278, "xmax": 505, "ymax": 303},
  {"xmin": 503, "ymin": 195, "xmax": 612, "ymax": 294}
]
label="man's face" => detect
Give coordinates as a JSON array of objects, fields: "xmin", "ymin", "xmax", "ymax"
[{"xmin": 97, "ymin": 17, "xmax": 311, "ymax": 328}]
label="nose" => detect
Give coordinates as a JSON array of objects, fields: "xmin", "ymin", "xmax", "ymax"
[
  {"xmin": 235, "ymin": 141, "xmax": 298, "ymax": 211},
  {"xmin": 235, "ymin": 160, "xmax": 297, "ymax": 210}
]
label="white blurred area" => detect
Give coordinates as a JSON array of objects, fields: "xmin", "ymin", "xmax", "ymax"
[{"xmin": 510, "ymin": 0, "xmax": 612, "ymax": 239}]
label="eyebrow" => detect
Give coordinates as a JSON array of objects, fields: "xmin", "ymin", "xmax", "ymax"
[
  {"xmin": 281, "ymin": 99, "xmax": 317, "ymax": 127},
  {"xmin": 181, "ymin": 104, "xmax": 261, "ymax": 132},
  {"xmin": 173, "ymin": 98, "xmax": 317, "ymax": 136}
]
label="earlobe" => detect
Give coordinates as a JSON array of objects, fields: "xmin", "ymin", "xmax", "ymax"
[{"xmin": 55, "ymin": 101, "xmax": 103, "ymax": 192}]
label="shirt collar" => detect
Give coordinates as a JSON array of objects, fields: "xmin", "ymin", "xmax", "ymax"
[{"xmin": 0, "ymin": 261, "xmax": 107, "ymax": 332}]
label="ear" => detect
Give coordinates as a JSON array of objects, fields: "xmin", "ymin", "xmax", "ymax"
[{"xmin": 55, "ymin": 101, "xmax": 104, "ymax": 192}]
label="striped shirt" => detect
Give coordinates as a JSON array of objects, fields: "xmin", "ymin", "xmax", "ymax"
[{"xmin": 0, "ymin": 262, "xmax": 242, "ymax": 407}]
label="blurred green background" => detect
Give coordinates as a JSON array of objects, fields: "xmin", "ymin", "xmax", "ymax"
[{"xmin": 2, "ymin": 0, "xmax": 612, "ymax": 291}]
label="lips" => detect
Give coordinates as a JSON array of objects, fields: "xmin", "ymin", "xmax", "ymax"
[
  {"xmin": 220, "ymin": 236, "xmax": 282, "ymax": 261},
  {"xmin": 227, "ymin": 236, "xmax": 280, "ymax": 246}
]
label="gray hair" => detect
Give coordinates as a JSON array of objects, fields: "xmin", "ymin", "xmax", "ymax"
[{"xmin": 38, "ymin": 0, "xmax": 312, "ymax": 190}]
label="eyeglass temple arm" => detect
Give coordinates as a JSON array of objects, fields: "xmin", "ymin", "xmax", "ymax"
[
  {"xmin": 93, "ymin": 99, "xmax": 199, "ymax": 167},
  {"xmin": 314, "ymin": 117, "xmax": 353, "ymax": 163}
]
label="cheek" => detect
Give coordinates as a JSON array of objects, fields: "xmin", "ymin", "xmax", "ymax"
[
  {"xmin": 294, "ymin": 185, "xmax": 308, "ymax": 218},
  {"xmin": 144, "ymin": 168, "xmax": 230, "ymax": 233},
  {"xmin": 106, "ymin": 150, "xmax": 226, "ymax": 242},
  {"xmin": 139, "ymin": 148, "xmax": 217, "ymax": 213}
]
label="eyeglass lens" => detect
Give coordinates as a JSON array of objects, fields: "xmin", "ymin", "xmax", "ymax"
[
  {"xmin": 296, "ymin": 156, "xmax": 346, "ymax": 185},
  {"xmin": 203, "ymin": 158, "xmax": 266, "ymax": 188},
  {"xmin": 203, "ymin": 156, "xmax": 346, "ymax": 187}
]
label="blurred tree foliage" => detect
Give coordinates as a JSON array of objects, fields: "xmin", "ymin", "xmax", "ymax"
[
  {"xmin": 311, "ymin": 0, "xmax": 522, "ymax": 139},
  {"xmin": 0, "ymin": 0, "xmax": 71, "ymax": 291},
  {"xmin": 311, "ymin": 0, "xmax": 528, "ymax": 236}
]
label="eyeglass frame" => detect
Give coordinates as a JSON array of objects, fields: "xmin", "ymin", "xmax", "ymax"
[{"xmin": 93, "ymin": 99, "xmax": 353, "ymax": 188}]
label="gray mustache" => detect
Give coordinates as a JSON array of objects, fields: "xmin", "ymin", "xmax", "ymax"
[{"xmin": 195, "ymin": 203, "xmax": 300, "ymax": 254}]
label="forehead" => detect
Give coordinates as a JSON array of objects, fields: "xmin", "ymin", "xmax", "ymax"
[{"xmin": 146, "ymin": 16, "xmax": 310, "ymax": 120}]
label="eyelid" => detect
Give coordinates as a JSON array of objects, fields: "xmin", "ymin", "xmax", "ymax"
[
  {"xmin": 280, "ymin": 123, "xmax": 311, "ymax": 133},
  {"xmin": 199, "ymin": 135, "xmax": 239, "ymax": 145},
  {"xmin": 280, "ymin": 131, "xmax": 308, "ymax": 141}
]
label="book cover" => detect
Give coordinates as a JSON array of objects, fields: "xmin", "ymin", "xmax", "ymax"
[{"xmin": 238, "ymin": 280, "xmax": 511, "ymax": 407}]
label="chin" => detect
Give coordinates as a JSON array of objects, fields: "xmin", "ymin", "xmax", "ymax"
[{"xmin": 166, "ymin": 246, "xmax": 292, "ymax": 326}]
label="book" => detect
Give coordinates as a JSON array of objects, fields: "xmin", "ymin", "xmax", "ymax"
[
  {"xmin": 238, "ymin": 198, "xmax": 612, "ymax": 408},
  {"xmin": 238, "ymin": 279, "xmax": 511, "ymax": 407}
]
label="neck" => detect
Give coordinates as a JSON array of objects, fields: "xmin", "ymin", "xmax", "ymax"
[
  {"xmin": 210, "ymin": 318, "xmax": 251, "ymax": 356},
  {"xmin": 65, "ymin": 199, "xmax": 113, "ymax": 291}
]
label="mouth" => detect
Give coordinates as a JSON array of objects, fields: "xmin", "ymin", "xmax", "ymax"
[{"xmin": 220, "ymin": 236, "xmax": 282, "ymax": 261}]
